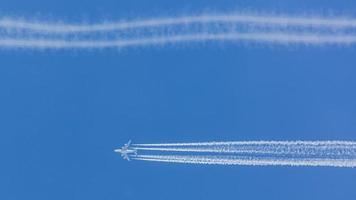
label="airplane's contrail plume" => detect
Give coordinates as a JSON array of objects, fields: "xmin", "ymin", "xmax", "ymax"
[
  {"xmin": 129, "ymin": 140, "xmax": 356, "ymax": 168},
  {"xmin": 134, "ymin": 140, "xmax": 356, "ymax": 147},
  {"xmin": 2, "ymin": 13, "xmax": 356, "ymax": 33},
  {"xmin": 133, "ymin": 154, "xmax": 356, "ymax": 168},
  {"xmin": 133, "ymin": 145, "xmax": 356, "ymax": 156},
  {"xmin": 134, "ymin": 146, "xmax": 271, "ymax": 154},
  {"xmin": 2, "ymin": 32, "xmax": 356, "ymax": 49}
]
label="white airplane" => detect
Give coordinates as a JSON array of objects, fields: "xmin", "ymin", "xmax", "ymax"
[{"xmin": 114, "ymin": 140, "xmax": 137, "ymax": 161}]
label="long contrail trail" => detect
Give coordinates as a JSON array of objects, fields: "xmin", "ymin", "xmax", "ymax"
[
  {"xmin": 134, "ymin": 141, "xmax": 356, "ymax": 156},
  {"xmin": 1, "ymin": 13, "xmax": 356, "ymax": 33},
  {"xmin": 133, "ymin": 145, "xmax": 356, "ymax": 156},
  {"xmin": 128, "ymin": 140, "xmax": 356, "ymax": 167},
  {"xmin": 2, "ymin": 32, "xmax": 356, "ymax": 49},
  {"xmin": 133, "ymin": 140, "xmax": 356, "ymax": 147},
  {"xmin": 133, "ymin": 154, "xmax": 356, "ymax": 167},
  {"xmin": 133, "ymin": 146, "xmax": 274, "ymax": 154}
]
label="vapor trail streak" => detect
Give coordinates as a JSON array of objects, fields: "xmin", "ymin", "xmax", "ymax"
[
  {"xmin": 133, "ymin": 145, "xmax": 356, "ymax": 156},
  {"xmin": 2, "ymin": 13, "xmax": 356, "ymax": 33},
  {"xmin": 134, "ymin": 140, "xmax": 356, "ymax": 157},
  {"xmin": 133, "ymin": 154, "xmax": 356, "ymax": 167},
  {"xmin": 134, "ymin": 140, "xmax": 356, "ymax": 147},
  {"xmin": 133, "ymin": 147, "xmax": 270, "ymax": 154},
  {"xmin": 130, "ymin": 140, "xmax": 356, "ymax": 167},
  {"xmin": 2, "ymin": 32, "xmax": 356, "ymax": 49}
]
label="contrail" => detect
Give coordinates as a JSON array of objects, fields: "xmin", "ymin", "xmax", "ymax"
[
  {"xmin": 133, "ymin": 144, "xmax": 356, "ymax": 156},
  {"xmin": 2, "ymin": 32, "xmax": 356, "ymax": 49},
  {"xmin": 133, "ymin": 146, "xmax": 273, "ymax": 154},
  {"xmin": 2, "ymin": 13, "xmax": 356, "ymax": 33},
  {"xmin": 128, "ymin": 140, "xmax": 356, "ymax": 167},
  {"xmin": 133, "ymin": 154, "xmax": 356, "ymax": 168},
  {"xmin": 134, "ymin": 141, "xmax": 356, "ymax": 156},
  {"xmin": 133, "ymin": 140, "xmax": 356, "ymax": 147}
]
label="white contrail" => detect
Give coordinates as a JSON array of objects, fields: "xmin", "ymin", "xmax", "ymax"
[
  {"xmin": 133, "ymin": 146, "xmax": 273, "ymax": 154},
  {"xmin": 2, "ymin": 32, "xmax": 356, "ymax": 49},
  {"xmin": 1, "ymin": 13, "xmax": 356, "ymax": 33},
  {"xmin": 129, "ymin": 140, "xmax": 356, "ymax": 167},
  {"xmin": 133, "ymin": 140, "xmax": 356, "ymax": 147},
  {"xmin": 134, "ymin": 140, "xmax": 356, "ymax": 157},
  {"xmin": 133, "ymin": 154, "xmax": 356, "ymax": 168},
  {"xmin": 133, "ymin": 145, "xmax": 356, "ymax": 156}
]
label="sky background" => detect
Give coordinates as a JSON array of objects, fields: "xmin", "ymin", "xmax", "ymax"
[{"xmin": 1, "ymin": 0, "xmax": 356, "ymax": 199}]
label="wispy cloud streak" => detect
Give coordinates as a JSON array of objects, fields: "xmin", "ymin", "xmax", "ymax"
[
  {"xmin": 133, "ymin": 154, "xmax": 356, "ymax": 168},
  {"xmin": 131, "ymin": 140, "xmax": 356, "ymax": 168},
  {"xmin": 134, "ymin": 146, "xmax": 270, "ymax": 154},
  {"xmin": 2, "ymin": 32, "xmax": 356, "ymax": 49},
  {"xmin": 1, "ymin": 13, "xmax": 356, "ymax": 33},
  {"xmin": 2, "ymin": 11, "xmax": 356, "ymax": 50},
  {"xmin": 134, "ymin": 140, "xmax": 356, "ymax": 147}
]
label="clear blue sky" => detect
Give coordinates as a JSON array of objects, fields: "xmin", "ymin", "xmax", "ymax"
[{"xmin": 1, "ymin": 0, "xmax": 356, "ymax": 199}]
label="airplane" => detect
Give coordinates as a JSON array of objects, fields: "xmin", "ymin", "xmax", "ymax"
[{"xmin": 114, "ymin": 140, "xmax": 137, "ymax": 161}]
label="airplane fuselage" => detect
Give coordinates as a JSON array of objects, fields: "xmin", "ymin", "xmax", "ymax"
[
  {"xmin": 114, "ymin": 140, "xmax": 137, "ymax": 160},
  {"xmin": 114, "ymin": 149, "xmax": 137, "ymax": 154}
]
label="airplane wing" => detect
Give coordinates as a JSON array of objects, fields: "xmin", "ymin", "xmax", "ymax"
[
  {"xmin": 123, "ymin": 154, "xmax": 130, "ymax": 161},
  {"xmin": 124, "ymin": 140, "xmax": 132, "ymax": 148}
]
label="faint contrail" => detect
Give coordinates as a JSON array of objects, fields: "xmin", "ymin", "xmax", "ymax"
[
  {"xmin": 2, "ymin": 32, "xmax": 356, "ymax": 49},
  {"xmin": 129, "ymin": 140, "xmax": 356, "ymax": 167},
  {"xmin": 133, "ymin": 144, "xmax": 356, "ymax": 156},
  {"xmin": 134, "ymin": 140, "xmax": 356, "ymax": 156},
  {"xmin": 133, "ymin": 154, "xmax": 356, "ymax": 168},
  {"xmin": 1, "ymin": 13, "xmax": 356, "ymax": 33},
  {"xmin": 133, "ymin": 146, "xmax": 272, "ymax": 154},
  {"xmin": 134, "ymin": 140, "xmax": 356, "ymax": 147}
]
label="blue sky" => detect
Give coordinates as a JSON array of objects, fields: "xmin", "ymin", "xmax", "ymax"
[{"xmin": 1, "ymin": 0, "xmax": 356, "ymax": 199}]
